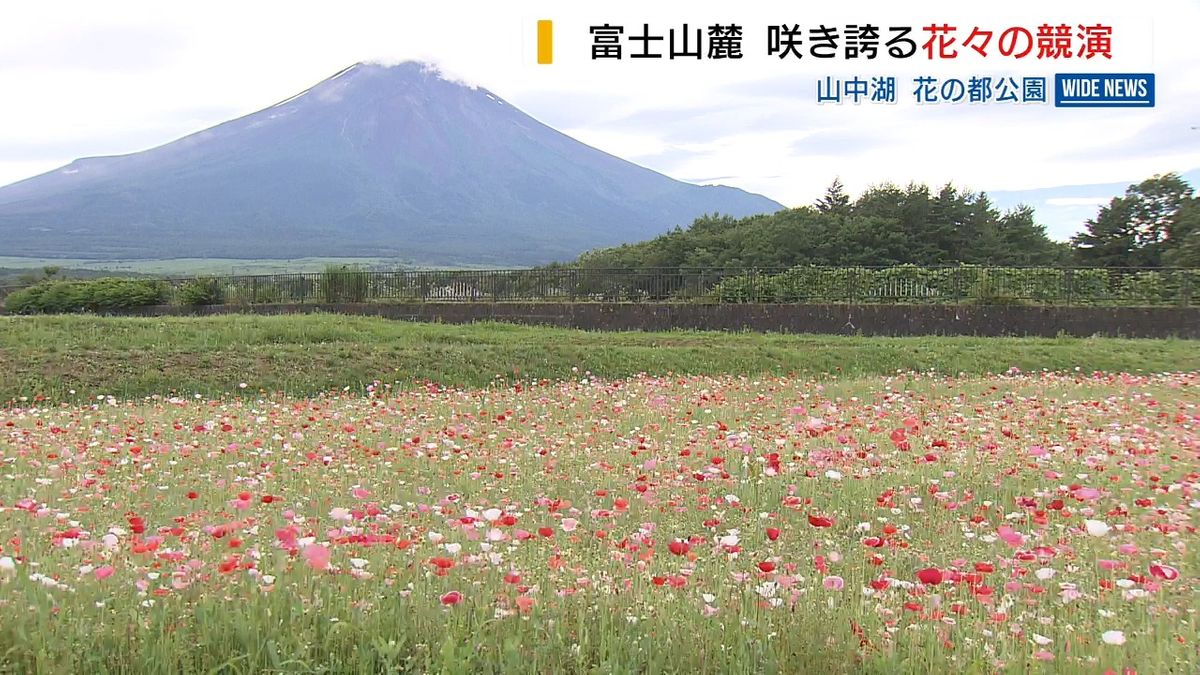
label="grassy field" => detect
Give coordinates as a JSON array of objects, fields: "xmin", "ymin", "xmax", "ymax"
[
  {"xmin": 1, "ymin": 315, "xmax": 1197, "ymax": 672},
  {"xmin": 0, "ymin": 371, "xmax": 1196, "ymax": 673},
  {"xmin": 1, "ymin": 314, "xmax": 1199, "ymax": 403}
]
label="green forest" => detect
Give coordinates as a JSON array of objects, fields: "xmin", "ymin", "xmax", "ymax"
[{"xmin": 568, "ymin": 172, "xmax": 1200, "ymax": 270}]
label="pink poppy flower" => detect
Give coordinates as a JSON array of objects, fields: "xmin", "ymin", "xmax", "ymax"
[
  {"xmin": 1149, "ymin": 563, "xmax": 1179, "ymax": 581},
  {"xmin": 303, "ymin": 544, "xmax": 331, "ymax": 571}
]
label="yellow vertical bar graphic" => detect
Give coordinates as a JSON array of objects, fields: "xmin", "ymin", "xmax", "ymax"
[{"xmin": 537, "ymin": 20, "xmax": 553, "ymax": 64}]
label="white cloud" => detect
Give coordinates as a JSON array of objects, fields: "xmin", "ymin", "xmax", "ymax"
[{"xmin": 1045, "ymin": 197, "xmax": 1112, "ymax": 207}]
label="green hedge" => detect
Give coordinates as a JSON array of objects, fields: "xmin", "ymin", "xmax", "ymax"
[
  {"xmin": 713, "ymin": 266, "xmax": 1199, "ymax": 306},
  {"xmin": 177, "ymin": 277, "xmax": 226, "ymax": 306},
  {"xmin": 319, "ymin": 265, "xmax": 370, "ymax": 303},
  {"xmin": 4, "ymin": 278, "xmax": 168, "ymax": 314}
]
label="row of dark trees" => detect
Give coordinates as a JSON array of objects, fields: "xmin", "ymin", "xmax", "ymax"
[{"xmin": 568, "ymin": 173, "xmax": 1197, "ymax": 270}]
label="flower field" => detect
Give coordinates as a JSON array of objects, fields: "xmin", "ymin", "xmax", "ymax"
[{"xmin": 1, "ymin": 370, "xmax": 1197, "ymax": 673}]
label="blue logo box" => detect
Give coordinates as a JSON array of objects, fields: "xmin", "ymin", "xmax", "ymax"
[{"xmin": 1054, "ymin": 73, "xmax": 1155, "ymax": 107}]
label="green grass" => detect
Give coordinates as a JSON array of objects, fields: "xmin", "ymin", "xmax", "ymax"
[{"xmin": 1, "ymin": 314, "xmax": 1197, "ymax": 403}]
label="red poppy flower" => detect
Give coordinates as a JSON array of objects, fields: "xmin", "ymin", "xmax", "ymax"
[
  {"xmin": 668, "ymin": 540, "xmax": 690, "ymax": 556},
  {"xmin": 916, "ymin": 567, "xmax": 943, "ymax": 585}
]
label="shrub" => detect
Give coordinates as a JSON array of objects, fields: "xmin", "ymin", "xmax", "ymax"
[
  {"xmin": 4, "ymin": 278, "xmax": 167, "ymax": 314},
  {"xmin": 320, "ymin": 265, "xmax": 370, "ymax": 303},
  {"xmin": 251, "ymin": 281, "xmax": 283, "ymax": 304},
  {"xmin": 4, "ymin": 284, "xmax": 52, "ymax": 314},
  {"xmin": 277, "ymin": 276, "xmax": 315, "ymax": 303},
  {"xmin": 1067, "ymin": 268, "xmax": 1112, "ymax": 305},
  {"xmin": 85, "ymin": 278, "xmax": 168, "ymax": 311},
  {"xmin": 1115, "ymin": 270, "xmax": 1176, "ymax": 305},
  {"xmin": 774, "ymin": 267, "xmax": 859, "ymax": 303},
  {"xmin": 177, "ymin": 278, "xmax": 226, "ymax": 306},
  {"xmin": 714, "ymin": 273, "xmax": 773, "ymax": 303},
  {"xmin": 966, "ymin": 269, "xmax": 1034, "ymax": 305},
  {"xmin": 707, "ymin": 265, "xmax": 1185, "ymax": 306}
]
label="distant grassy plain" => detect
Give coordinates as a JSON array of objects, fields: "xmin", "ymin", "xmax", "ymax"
[
  {"xmin": 0, "ymin": 256, "xmax": 480, "ymax": 276},
  {"xmin": 1, "ymin": 314, "xmax": 1197, "ymax": 403}
]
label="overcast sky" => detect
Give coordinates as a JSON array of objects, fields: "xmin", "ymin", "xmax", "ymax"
[{"xmin": 1, "ymin": 0, "xmax": 1197, "ymax": 239}]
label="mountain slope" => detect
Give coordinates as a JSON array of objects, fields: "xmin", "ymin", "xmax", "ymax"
[{"xmin": 0, "ymin": 62, "xmax": 783, "ymax": 265}]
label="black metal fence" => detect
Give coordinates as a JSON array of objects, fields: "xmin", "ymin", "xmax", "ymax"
[
  {"xmin": 138, "ymin": 266, "xmax": 1200, "ymax": 307},
  {"xmin": 1, "ymin": 266, "xmax": 1196, "ymax": 308}
]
